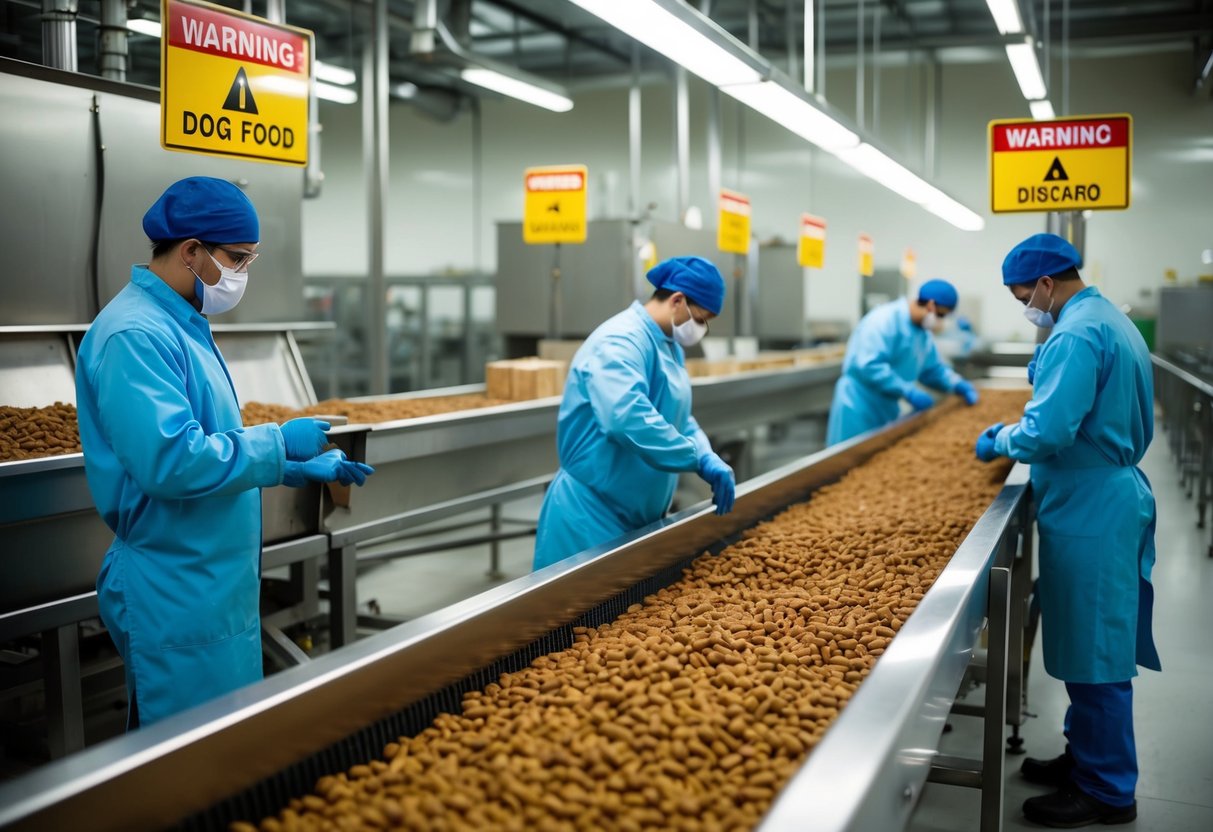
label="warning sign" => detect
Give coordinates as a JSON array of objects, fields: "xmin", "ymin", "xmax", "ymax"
[
  {"xmin": 797, "ymin": 214, "xmax": 826, "ymax": 268},
  {"xmin": 858, "ymin": 234, "xmax": 874, "ymax": 277},
  {"xmin": 161, "ymin": 0, "xmax": 313, "ymax": 166},
  {"xmin": 989, "ymin": 114, "xmax": 1131, "ymax": 213},
  {"xmin": 523, "ymin": 165, "xmax": 588, "ymax": 245},
  {"xmin": 900, "ymin": 247, "xmax": 917, "ymax": 280},
  {"xmin": 717, "ymin": 190, "xmax": 752, "ymax": 255}
]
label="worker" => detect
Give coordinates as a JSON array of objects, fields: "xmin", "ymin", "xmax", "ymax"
[
  {"xmin": 532, "ymin": 256, "xmax": 736, "ymax": 571},
  {"xmin": 975, "ymin": 233, "xmax": 1159, "ymax": 827},
  {"xmin": 75, "ymin": 177, "xmax": 375, "ymax": 728},
  {"xmin": 826, "ymin": 279, "xmax": 979, "ymax": 445}
]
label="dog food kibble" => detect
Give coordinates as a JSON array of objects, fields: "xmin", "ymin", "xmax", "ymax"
[
  {"xmin": 0, "ymin": 403, "xmax": 83, "ymax": 462},
  {"xmin": 237, "ymin": 390, "xmax": 1028, "ymax": 832},
  {"xmin": 239, "ymin": 394, "xmax": 511, "ymax": 427}
]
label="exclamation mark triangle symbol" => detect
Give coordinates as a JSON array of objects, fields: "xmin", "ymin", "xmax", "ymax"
[
  {"xmin": 222, "ymin": 67, "xmax": 258, "ymax": 115},
  {"xmin": 1044, "ymin": 157, "xmax": 1069, "ymax": 181}
]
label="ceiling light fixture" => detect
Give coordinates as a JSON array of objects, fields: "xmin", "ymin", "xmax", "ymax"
[
  {"xmin": 1029, "ymin": 99, "xmax": 1055, "ymax": 120},
  {"xmin": 315, "ymin": 82, "xmax": 358, "ymax": 104},
  {"xmin": 460, "ymin": 67, "xmax": 573, "ymax": 112},
  {"xmin": 984, "ymin": 0, "xmax": 1024, "ymax": 35},
  {"xmin": 315, "ymin": 61, "xmax": 357, "ymax": 86},
  {"xmin": 720, "ymin": 80, "xmax": 859, "ymax": 152},
  {"xmin": 1005, "ymin": 39, "xmax": 1047, "ymax": 100},
  {"xmin": 835, "ymin": 143, "xmax": 984, "ymax": 230},
  {"xmin": 126, "ymin": 19, "xmax": 163, "ymax": 38}
]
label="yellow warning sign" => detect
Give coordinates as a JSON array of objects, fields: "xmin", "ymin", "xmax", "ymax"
[
  {"xmin": 900, "ymin": 247, "xmax": 917, "ymax": 280},
  {"xmin": 989, "ymin": 114, "xmax": 1131, "ymax": 213},
  {"xmin": 717, "ymin": 190, "xmax": 751, "ymax": 255},
  {"xmin": 858, "ymin": 234, "xmax": 874, "ymax": 277},
  {"xmin": 797, "ymin": 213, "xmax": 826, "ymax": 268},
  {"xmin": 523, "ymin": 165, "xmax": 588, "ymax": 245},
  {"xmin": 161, "ymin": 0, "xmax": 313, "ymax": 166}
]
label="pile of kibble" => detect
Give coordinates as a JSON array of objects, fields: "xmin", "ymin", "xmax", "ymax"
[
  {"xmin": 239, "ymin": 395, "xmax": 512, "ymax": 427},
  {"xmin": 232, "ymin": 389, "xmax": 1027, "ymax": 832},
  {"xmin": 0, "ymin": 403, "xmax": 83, "ymax": 462}
]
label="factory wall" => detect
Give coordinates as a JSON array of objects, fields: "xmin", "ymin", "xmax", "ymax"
[{"xmin": 302, "ymin": 46, "xmax": 1212, "ymax": 342}]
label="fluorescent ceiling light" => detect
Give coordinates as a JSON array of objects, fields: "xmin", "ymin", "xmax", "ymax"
[
  {"xmin": 922, "ymin": 193, "xmax": 985, "ymax": 231},
  {"xmin": 722, "ymin": 81, "xmax": 858, "ymax": 151},
  {"xmin": 1005, "ymin": 40, "xmax": 1046, "ymax": 100},
  {"xmin": 316, "ymin": 82, "xmax": 358, "ymax": 104},
  {"xmin": 567, "ymin": 0, "xmax": 761, "ymax": 87},
  {"xmin": 315, "ymin": 61, "xmax": 356, "ymax": 86},
  {"xmin": 1029, "ymin": 99, "xmax": 1055, "ymax": 120},
  {"xmin": 984, "ymin": 0, "xmax": 1024, "ymax": 35},
  {"xmin": 460, "ymin": 67, "xmax": 573, "ymax": 112},
  {"xmin": 127, "ymin": 19, "xmax": 162, "ymax": 38},
  {"xmin": 833, "ymin": 143, "xmax": 984, "ymax": 231}
]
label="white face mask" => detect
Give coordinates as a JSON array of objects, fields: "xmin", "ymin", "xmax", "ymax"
[
  {"xmin": 190, "ymin": 251, "xmax": 248, "ymax": 315},
  {"xmin": 1022, "ymin": 280, "xmax": 1056, "ymax": 328},
  {"xmin": 922, "ymin": 311, "xmax": 942, "ymax": 333},
  {"xmin": 672, "ymin": 305, "xmax": 708, "ymax": 347}
]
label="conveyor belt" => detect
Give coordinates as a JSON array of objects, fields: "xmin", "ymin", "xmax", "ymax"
[{"xmin": 0, "ymin": 397, "xmax": 1031, "ymax": 832}]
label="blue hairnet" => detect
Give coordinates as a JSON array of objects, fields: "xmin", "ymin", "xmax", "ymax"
[
  {"xmin": 918, "ymin": 278, "xmax": 958, "ymax": 309},
  {"xmin": 1002, "ymin": 233, "xmax": 1082, "ymax": 285},
  {"xmin": 143, "ymin": 176, "xmax": 259, "ymax": 243},
  {"xmin": 646, "ymin": 256, "xmax": 726, "ymax": 315}
]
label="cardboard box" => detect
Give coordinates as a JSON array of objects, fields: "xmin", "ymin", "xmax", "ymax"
[{"xmin": 485, "ymin": 358, "xmax": 567, "ymax": 400}]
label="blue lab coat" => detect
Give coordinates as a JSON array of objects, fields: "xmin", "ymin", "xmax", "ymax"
[
  {"xmin": 826, "ymin": 298, "xmax": 962, "ymax": 445},
  {"xmin": 533, "ymin": 302, "xmax": 711, "ymax": 570},
  {"xmin": 75, "ymin": 266, "xmax": 285, "ymax": 726},
  {"xmin": 993, "ymin": 286, "xmax": 1160, "ymax": 684}
]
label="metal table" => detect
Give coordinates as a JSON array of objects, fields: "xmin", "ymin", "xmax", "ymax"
[
  {"xmin": 1152, "ymin": 353, "xmax": 1213, "ymax": 557},
  {"xmin": 0, "ymin": 405, "xmax": 1031, "ymax": 832}
]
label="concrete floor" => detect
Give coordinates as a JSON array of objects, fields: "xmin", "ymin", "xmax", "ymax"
[{"xmin": 350, "ymin": 417, "xmax": 1213, "ymax": 831}]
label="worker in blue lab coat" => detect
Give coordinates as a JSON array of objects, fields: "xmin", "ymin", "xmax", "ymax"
[
  {"xmin": 75, "ymin": 177, "xmax": 374, "ymax": 728},
  {"xmin": 975, "ymin": 233, "xmax": 1159, "ymax": 828},
  {"xmin": 532, "ymin": 257, "xmax": 736, "ymax": 571},
  {"xmin": 825, "ymin": 279, "xmax": 979, "ymax": 445}
]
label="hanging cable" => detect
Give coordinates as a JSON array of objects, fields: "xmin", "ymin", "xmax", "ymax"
[{"xmin": 88, "ymin": 94, "xmax": 105, "ymax": 317}]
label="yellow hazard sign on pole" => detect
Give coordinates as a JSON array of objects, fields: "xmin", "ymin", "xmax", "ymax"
[
  {"xmin": 989, "ymin": 114, "xmax": 1131, "ymax": 213},
  {"xmin": 717, "ymin": 190, "xmax": 752, "ymax": 255},
  {"xmin": 858, "ymin": 234, "xmax": 874, "ymax": 277},
  {"xmin": 900, "ymin": 247, "xmax": 917, "ymax": 280},
  {"xmin": 523, "ymin": 165, "xmax": 588, "ymax": 244},
  {"xmin": 797, "ymin": 213, "xmax": 826, "ymax": 268},
  {"xmin": 160, "ymin": 0, "xmax": 313, "ymax": 166}
]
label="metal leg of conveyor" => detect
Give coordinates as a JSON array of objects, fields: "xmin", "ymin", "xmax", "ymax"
[
  {"xmin": 487, "ymin": 503, "xmax": 504, "ymax": 579},
  {"xmin": 929, "ymin": 565, "xmax": 1011, "ymax": 832},
  {"xmin": 1006, "ymin": 499, "xmax": 1034, "ymax": 751},
  {"xmin": 42, "ymin": 623, "xmax": 84, "ymax": 759},
  {"xmin": 327, "ymin": 544, "xmax": 358, "ymax": 649}
]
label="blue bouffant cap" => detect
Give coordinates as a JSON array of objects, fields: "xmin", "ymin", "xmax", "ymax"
[
  {"xmin": 1002, "ymin": 233, "xmax": 1082, "ymax": 285},
  {"xmin": 918, "ymin": 278, "xmax": 958, "ymax": 309},
  {"xmin": 646, "ymin": 256, "xmax": 726, "ymax": 315},
  {"xmin": 142, "ymin": 177, "xmax": 259, "ymax": 243}
]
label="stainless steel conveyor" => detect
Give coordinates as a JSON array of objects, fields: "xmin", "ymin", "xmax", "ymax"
[{"xmin": 0, "ymin": 405, "xmax": 1033, "ymax": 832}]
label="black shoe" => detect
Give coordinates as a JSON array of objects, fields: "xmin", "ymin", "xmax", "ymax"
[
  {"xmin": 1021, "ymin": 750, "xmax": 1075, "ymax": 787},
  {"xmin": 1023, "ymin": 785, "xmax": 1137, "ymax": 828}
]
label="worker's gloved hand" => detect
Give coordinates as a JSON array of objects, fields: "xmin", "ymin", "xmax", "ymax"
[
  {"xmin": 1027, "ymin": 344, "xmax": 1043, "ymax": 384},
  {"xmin": 697, "ymin": 452, "xmax": 736, "ymax": 516},
  {"xmin": 905, "ymin": 388, "xmax": 934, "ymax": 412},
  {"xmin": 954, "ymin": 379, "xmax": 980, "ymax": 406},
  {"xmin": 283, "ymin": 450, "xmax": 375, "ymax": 488},
  {"xmin": 975, "ymin": 422, "xmax": 1005, "ymax": 462},
  {"xmin": 280, "ymin": 417, "xmax": 332, "ymax": 461}
]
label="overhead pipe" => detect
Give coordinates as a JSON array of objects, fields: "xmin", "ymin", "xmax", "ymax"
[
  {"xmin": 411, "ymin": 0, "xmax": 438, "ymax": 55},
  {"xmin": 803, "ymin": 0, "xmax": 815, "ymax": 94},
  {"xmin": 97, "ymin": 0, "xmax": 127, "ymax": 81},
  {"xmin": 628, "ymin": 43, "xmax": 642, "ymax": 218},
  {"xmin": 41, "ymin": 0, "xmax": 78, "ymax": 72},
  {"xmin": 364, "ymin": 0, "xmax": 390, "ymax": 395},
  {"xmin": 674, "ymin": 66, "xmax": 690, "ymax": 221},
  {"xmin": 265, "ymin": 0, "xmax": 284, "ymax": 24}
]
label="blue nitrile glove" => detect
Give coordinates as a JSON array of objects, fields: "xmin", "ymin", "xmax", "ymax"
[
  {"xmin": 280, "ymin": 417, "xmax": 331, "ymax": 461},
  {"xmin": 905, "ymin": 388, "xmax": 934, "ymax": 412},
  {"xmin": 955, "ymin": 379, "xmax": 979, "ymax": 406},
  {"xmin": 975, "ymin": 422, "xmax": 1005, "ymax": 462},
  {"xmin": 697, "ymin": 452, "xmax": 736, "ymax": 516},
  {"xmin": 1027, "ymin": 344, "xmax": 1042, "ymax": 384},
  {"xmin": 283, "ymin": 449, "xmax": 375, "ymax": 487}
]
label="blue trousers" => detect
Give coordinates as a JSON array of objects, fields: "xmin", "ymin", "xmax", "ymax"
[{"xmin": 1063, "ymin": 680, "xmax": 1137, "ymax": 807}]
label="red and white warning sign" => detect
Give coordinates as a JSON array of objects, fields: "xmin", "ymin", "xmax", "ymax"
[
  {"xmin": 988, "ymin": 114, "xmax": 1131, "ymax": 213},
  {"xmin": 161, "ymin": 0, "xmax": 313, "ymax": 165}
]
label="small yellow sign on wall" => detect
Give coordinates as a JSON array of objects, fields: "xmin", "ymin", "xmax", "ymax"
[
  {"xmin": 858, "ymin": 234, "xmax": 874, "ymax": 277},
  {"xmin": 988, "ymin": 114, "xmax": 1131, "ymax": 213},
  {"xmin": 900, "ymin": 247, "xmax": 917, "ymax": 280},
  {"xmin": 797, "ymin": 214, "xmax": 826, "ymax": 268},
  {"xmin": 161, "ymin": 0, "xmax": 313, "ymax": 166},
  {"xmin": 523, "ymin": 165, "xmax": 588, "ymax": 244},
  {"xmin": 717, "ymin": 190, "xmax": 752, "ymax": 255}
]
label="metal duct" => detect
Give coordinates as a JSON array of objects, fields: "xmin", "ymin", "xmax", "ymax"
[
  {"xmin": 41, "ymin": 0, "xmax": 78, "ymax": 72},
  {"xmin": 97, "ymin": 0, "xmax": 127, "ymax": 81},
  {"xmin": 411, "ymin": 0, "xmax": 438, "ymax": 54}
]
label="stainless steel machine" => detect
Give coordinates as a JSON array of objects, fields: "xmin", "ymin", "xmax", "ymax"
[{"xmin": 0, "ymin": 405, "xmax": 1034, "ymax": 832}]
